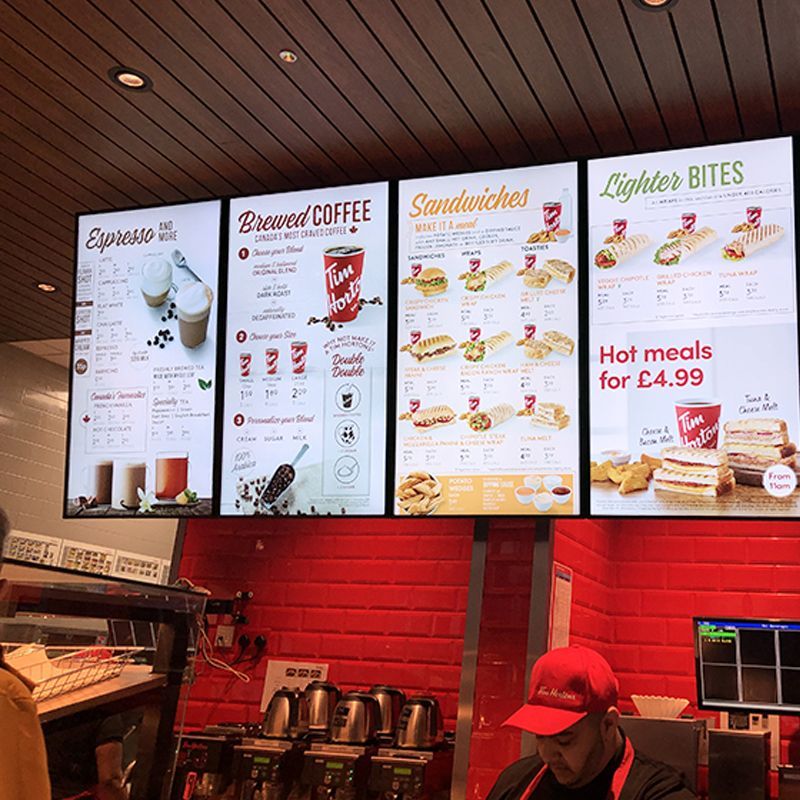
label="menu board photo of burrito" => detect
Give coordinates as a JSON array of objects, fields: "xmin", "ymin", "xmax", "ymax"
[
  {"xmin": 653, "ymin": 227, "xmax": 717, "ymax": 266},
  {"xmin": 723, "ymin": 223, "xmax": 785, "ymax": 261},
  {"xmin": 468, "ymin": 403, "xmax": 516, "ymax": 432},
  {"xmin": 464, "ymin": 260, "xmax": 513, "ymax": 292},
  {"xmin": 463, "ymin": 331, "xmax": 512, "ymax": 363},
  {"xmin": 594, "ymin": 233, "xmax": 651, "ymax": 269}
]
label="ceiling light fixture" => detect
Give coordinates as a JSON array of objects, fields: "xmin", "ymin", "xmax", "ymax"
[
  {"xmin": 632, "ymin": 0, "xmax": 679, "ymax": 10},
  {"xmin": 36, "ymin": 282, "xmax": 58, "ymax": 293},
  {"xmin": 108, "ymin": 66, "xmax": 153, "ymax": 91},
  {"xmin": 279, "ymin": 49, "xmax": 298, "ymax": 64}
]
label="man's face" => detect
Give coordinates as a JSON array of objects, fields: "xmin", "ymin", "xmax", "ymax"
[{"xmin": 534, "ymin": 713, "xmax": 613, "ymax": 787}]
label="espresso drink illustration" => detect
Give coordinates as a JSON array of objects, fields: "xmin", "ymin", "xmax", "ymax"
[
  {"xmin": 176, "ymin": 282, "xmax": 213, "ymax": 348},
  {"xmin": 111, "ymin": 462, "xmax": 147, "ymax": 509},
  {"xmin": 141, "ymin": 258, "xmax": 173, "ymax": 307}
]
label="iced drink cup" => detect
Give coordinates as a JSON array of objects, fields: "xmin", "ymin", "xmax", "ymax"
[{"xmin": 176, "ymin": 282, "xmax": 213, "ymax": 348}]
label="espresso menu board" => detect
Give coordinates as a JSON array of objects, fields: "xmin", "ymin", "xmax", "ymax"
[
  {"xmin": 66, "ymin": 201, "xmax": 221, "ymax": 517},
  {"xmin": 394, "ymin": 164, "xmax": 580, "ymax": 516},
  {"xmin": 220, "ymin": 183, "xmax": 388, "ymax": 516},
  {"xmin": 588, "ymin": 137, "xmax": 800, "ymax": 516}
]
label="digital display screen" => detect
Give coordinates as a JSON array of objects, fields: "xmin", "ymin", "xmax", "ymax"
[
  {"xmin": 394, "ymin": 164, "xmax": 580, "ymax": 516},
  {"xmin": 588, "ymin": 138, "xmax": 800, "ymax": 517},
  {"xmin": 695, "ymin": 617, "xmax": 800, "ymax": 714},
  {"xmin": 394, "ymin": 767, "xmax": 413, "ymax": 776},
  {"xmin": 220, "ymin": 184, "xmax": 389, "ymax": 516},
  {"xmin": 253, "ymin": 756, "xmax": 272, "ymax": 765},
  {"xmin": 325, "ymin": 762, "xmax": 345, "ymax": 770},
  {"xmin": 66, "ymin": 201, "xmax": 222, "ymax": 517}
]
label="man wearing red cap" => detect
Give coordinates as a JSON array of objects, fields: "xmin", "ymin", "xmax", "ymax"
[{"xmin": 487, "ymin": 646, "xmax": 695, "ymax": 799}]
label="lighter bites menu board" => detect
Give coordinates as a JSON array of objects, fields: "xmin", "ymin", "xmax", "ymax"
[
  {"xmin": 394, "ymin": 164, "xmax": 580, "ymax": 516},
  {"xmin": 589, "ymin": 137, "xmax": 800, "ymax": 517},
  {"xmin": 66, "ymin": 201, "xmax": 221, "ymax": 517},
  {"xmin": 220, "ymin": 183, "xmax": 388, "ymax": 516}
]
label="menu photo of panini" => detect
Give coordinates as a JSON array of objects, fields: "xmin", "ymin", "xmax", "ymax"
[
  {"xmin": 463, "ymin": 331, "xmax": 512, "ymax": 363},
  {"xmin": 464, "ymin": 260, "xmax": 513, "ymax": 292},
  {"xmin": 542, "ymin": 258, "xmax": 575, "ymax": 284},
  {"xmin": 722, "ymin": 223, "xmax": 785, "ymax": 262},
  {"xmin": 400, "ymin": 267, "xmax": 448, "ymax": 296},
  {"xmin": 468, "ymin": 403, "xmax": 516, "ymax": 432},
  {"xmin": 409, "ymin": 404, "xmax": 457, "ymax": 431},
  {"xmin": 541, "ymin": 330, "xmax": 574, "ymax": 357},
  {"xmin": 652, "ymin": 447, "xmax": 735, "ymax": 497},
  {"xmin": 520, "ymin": 269, "xmax": 551, "ymax": 289},
  {"xmin": 653, "ymin": 227, "xmax": 717, "ymax": 266},
  {"xmin": 531, "ymin": 402, "xmax": 570, "ymax": 430},
  {"xmin": 722, "ymin": 418, "xmax": 797, "ymax": 486},
  {"xmin": 400, "ymin": 334, "xmax": 457, "ymax": 362},
  {"xmin": 594, "ymin": 233, "xmax": 651, "ymax": 270}
]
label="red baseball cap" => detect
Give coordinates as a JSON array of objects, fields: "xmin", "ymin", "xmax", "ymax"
[{"xmin": 503, "ymin": 646, "xmax": 619, "ymax": 736}]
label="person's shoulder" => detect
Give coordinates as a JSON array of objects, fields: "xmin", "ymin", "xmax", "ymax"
[
  {"xmin": 627, "ymin": 750, "xmax": 697, "ymax": 800},
  {"xmin": 487, "ymin": 755, "xmax": 543, "ymax": 800},
  {"xmin": 0, "ymin": 666, "xmax": 36, "ymax": 710}
]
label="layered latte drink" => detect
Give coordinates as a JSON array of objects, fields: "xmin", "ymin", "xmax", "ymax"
[{"xmin": 176, "ymin": 282, "xmax": 213, "ymax": 348}]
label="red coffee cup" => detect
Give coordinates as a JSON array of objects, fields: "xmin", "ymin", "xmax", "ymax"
[
  {"xmin": 410, "ymin": 263, "xmax": 422, "ymax": 277},
  {"xmin": 524, "ymin": 254, "xmax": 537, "ymax": 270},
  {"xmin": 747, "ymin": 206, "xmax": 762, "ymax": 227},
  {"xmin": 469, "ymin": 258, "xmax": 481, "ymax": 273},
  {"xmin": 290, "ymin": 341, "xmax": 308, "ymax": 375},
  {"xmin": 409, "ymin": 398, "xmax": 421, "ymax": 413},
  {"xmin": 674, "ymin": 399, "xmax": 721, "ymax": 448},
  {"xmin": 469, "ymin": 327, "xmax": 481, "ymax": 342},
  {"xmin": 681, "ymin": 212, "xmax": 697, "ymax": 233},
  {"xmin": 469, "ymin": 396, "xmax": 480, "ymax": 412},
  {"xmin": 524, "ymin": 324, "xmax": 536, "ymax": 340},
  {"xmin": 543, "ymin": 201, "xmax": 562, "ymax": 232},
  {"xmin": 410, "ymin": 330, "xmax": 422, "ymax": 345},
  {"xmin": 613, "ymin": 219, "xmax": 628, "ymax": 237},
  {"xmin": 239, "ymin": 352, "xmax": 252, "ymax": 377},
  {"xmin": 323, "ymin": 245, "xmax": 364, "ymax": 323},
  {"xmin": 265, "ymin": 348, "xmax": 279, "ymax": 375},
  {"xmin": 525, "ymin": 394, "xmax": 537, "ymax": 411}
]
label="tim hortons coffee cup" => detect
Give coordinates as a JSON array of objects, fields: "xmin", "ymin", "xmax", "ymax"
[
  {"xmin": 155, "ymin": 452, "xmax": 188, "ymax": 500},
  {"xmin": 323, "ymin": 245, "xmax": 364, "ymax": 323},
  {"xmin": 747, "ymin": 206, "xmax": 763, "ymax": 227},
  {"xmin": 469, "ymin": 258, "xmax": 481, "ymax": 272},
  {"xmin": 524, "ymin": 254, "xmax": 537, "ymax": 270},
  {"xmin": 175, "ymin": 282, "xmax": 213, "ymax": 348},
  {"xmin": 409, "ymin": 398, "xmax": 421, "ymax": 413},
  {"xmin": 265, "ymin": 348, "xmax": 279, "ymax": 375},
  {"xmin": 469, "ymin": 396, "xmax": 480, "ymax": 412},
  {"xmin": 525, "ymin": 394, "xmax": 537, "ymax": 411},
  {"xmin": 681, "ymin": 212, "xmax": 697, "ymax": 233},
  {"xmin": 524, "ymin": 324, "xmax": 537, "ymax": 340},
  {"xmin": 674, "ymin": 399, "xmax": 721, "ymax": 448},
  {"xmin": 240, "ymin": 352, "xmax": 252, "ymax": 377},
  {"xmin": 140, "ymin": 259, "xmax": 172, "ymax": 307},
  {"xmin": 612, "ymin": 219, "xmax": 628, "ymax": 237},
  {"xmin": 112, "ymin": 461, "xmax": 147, "ymax": 509},
  {"xmin": 543, "ymin": 201, "xmax": 562, "ymax": 232},
  {"xmin": 469, "ymin": 327, "xmax": 481, "ymax": 342},
  {"xmin": 410, "ymin": 330, "xmax": 422, "ymax": 345},
  {"xmin": 290, "ymin": 341, "xmax": 308, "ymax": 374},
  {"xmin": 410, "ymin": 263, "xmax": 422, "ymax": 277}
]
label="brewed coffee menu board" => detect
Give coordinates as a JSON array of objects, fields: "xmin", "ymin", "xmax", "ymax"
[
  {"xmin": 66, "ymin": 201, "xmax": 222, "ymax": 517},
  {"xmin": 220, "ymin": 183, "xmax": 388, "ymax": 516},
  {"xmin": 588, "ymin": 137, "xmax": 800, "ymax": 516},
  {"xmin": 394, "ymin": 164, "xmax": 580, "ymax": 516}
]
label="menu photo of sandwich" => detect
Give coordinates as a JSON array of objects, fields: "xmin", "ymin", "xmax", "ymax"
[
  {"xmin": 722, "ymin": 223, "xmax": 785, "ymax": 262},
  {"xmin": 400, "ymin": 334, "xmax": 457, "ymax": 362},
  {"xmin": 463, "ymin": 331, "xmax": 512, "ymax": 363},
  {"xmin": 407, "ymin": 404, "xmax": 457, "ymax": 431},
  {"xmin": 722, "ymin": 418, "xmax": 797, "ymax": 486},
  {"xmin": 516, "ymin": 330, "xmax": 574, "ymax": 361},
  {"xmin": 541, "ymin": 258, "xmax": 575, "ymax": 284},
  {"xmin": 531, "ymin": 402, "xmax": 570, "ymax": 431},
  {"xmin": 401, "ymin": 267, "xmax": 449, "ymax": 296},
  {"xmin": 463, "ymin": 260, "xmax": 513, "ymax": 292},
  {"xmin": 653, "ymin": 227, "xmax": 718, "ymax": 266},
  {"xmin": 652, "ymin": 447, "xmax": 735, "ymax": 497},
  {"xmin": 594, "ymin": 234, "xmax": 652, "ymax": 270}
]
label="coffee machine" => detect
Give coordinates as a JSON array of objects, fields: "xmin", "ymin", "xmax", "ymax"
[{"xmin": 172, "ymin": 732, "xmax": 239, "ymax": 799}]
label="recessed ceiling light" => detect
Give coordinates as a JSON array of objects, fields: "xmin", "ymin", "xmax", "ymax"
[
  {"xmin": 279, "ymin": 50, "xmax": 298, "ymax": 64},
  {"xmin": 632, "ymin": 0, "xmax": 679, "ymax": 9},
  {"xmin": 108, "ymin": 66, "xmax": 153, "ymax": 91},
  {"xmin": 36, "ymin": 282, "xmax": 58, "ymax": 293}
]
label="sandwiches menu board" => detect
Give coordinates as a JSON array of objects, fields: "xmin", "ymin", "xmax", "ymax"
[
  {"xmin": 220, "ymin": 183, "xmax": 388, "ymax": 515},
  {"xmin": 588, "ymin": 137, "xmax": 800, "ymax": 516},
  {"xmin": 394, "ymin": 164, "xmax": 580, "ymax": 515},
  {"xmin": 66, "ymin": 201, "xmax": 222, "ymax": 516}
]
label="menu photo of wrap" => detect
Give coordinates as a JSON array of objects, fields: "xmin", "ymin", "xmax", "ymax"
[
  {"xmin": 468, "ymin": 403, "xmax": 516, "ymax": 432},
  {"xmin": 594, "ymin": 233, "xmax": 652, "ymax": 269},
  {"xmin": 723, "ymin": 223, "xmax": 785, "ymax": 261},
  {"xmin": 653, "ymin": 226, "xmax": 718, "ymax": 266},
  {"xmin": 463, "ymin": 331, "xmax": 512, "ymax": 362},
  {"xmin": 464, "ymin": 260, "xmax": 513, "ymax": 292}
]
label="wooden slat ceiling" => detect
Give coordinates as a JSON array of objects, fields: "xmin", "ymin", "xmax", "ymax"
[{"xmin": 1, "ymin": 0, "xmax": 798, "ymax": 342}]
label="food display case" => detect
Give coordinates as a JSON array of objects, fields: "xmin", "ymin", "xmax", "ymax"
[{"xmin": 0, "ymin": 576, "xmax": 204, "ymax": 800}]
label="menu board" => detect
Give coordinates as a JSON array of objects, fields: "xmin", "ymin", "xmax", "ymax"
[
  {"xmin": 394, "ymin": 164, "xmax": 580, "ymax": 516},
  {"xmin": 66, "ymin": 201, "xmax": 222, "ymax": 517},
  {"xmin": 588, "ymin": 137, "xmax": 800, "ymax": 516},
  {"xmin": 220, "ymin": 183, "xmax": 388, "ymax": 516}
]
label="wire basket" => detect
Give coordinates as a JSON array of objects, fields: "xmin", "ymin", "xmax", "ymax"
[{"xmin": 3, "ymin": 645, "xmax": 143, "ymax": 702}]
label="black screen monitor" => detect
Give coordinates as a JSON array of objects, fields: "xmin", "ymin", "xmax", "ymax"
[{"xmin": 694, "ymin": 617, "xmax": 800, "ymax": 715}]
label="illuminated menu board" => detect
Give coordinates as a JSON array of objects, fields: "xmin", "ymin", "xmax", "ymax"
[
  {"xmin": 220, "ymin": 183, "xmax": 388, "ymax": 516},
  {"xmin": 66, "ymin": 201, "xmax": 222, "ymax": 517},
  {"xmin": 394, "ymin": 164, "xmax": 580, "ymax": 516},
  {"xmin": 588, "ymin": 137, "xmax": 800, "ymax": 516}
]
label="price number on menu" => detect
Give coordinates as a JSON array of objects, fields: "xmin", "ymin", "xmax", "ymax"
[
  {"xmin": 637, "ymin": 368, "xmax": 704, "ymax": 390},
  {"xmin": 291, "ymin": 386, "xmax": 308, "ymax": 401}
]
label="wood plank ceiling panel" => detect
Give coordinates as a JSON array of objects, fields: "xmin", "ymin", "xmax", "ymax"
[
  {"xmin": 762, "ymin": 0, "xmax": 800, "ymax": 132},
  {"xmin": 483, "ymin": 0, "xmax": 601, "ymax": 159},
  {"xmin": 0, "ymin": 271, "xmax": 73, "ymax": 320},
  {"xmin": 525, "ymin": 0, "xmax": 634, "ymax": 155},
  {"xmin": 163, "ymin": 0, "xmax": 379, "ymax": 186},
  {"xmin": 620, "ymin": 0, "xmax": 706, "ymax": 148},
  {"xmin": 350, "ymin": 0, "xmax": 502, "ymax": 170},
  {"xmin": 714, "ymin": 0, "xmax": 780, "ymax": 139},
  {"xmin": 573, "ymin": 0, "xmax": 670, "ymax": 153},
  {"xmin": 2, "ymin": 207, "xmax": 72, "ymax": 264},
  {"xmin": 436, "ymin": 0, "xmax": 565, "ymax": 165},
  {"xmin": 105, "ymin": 0, "xmax": 357, "ymax": 189},
  {"xmin": 264, "ymin": 0, "xmax": 438, "ymax": 175},
  {"xmin": 669, "ymin": 0, "xmax": 742, "ymax": 143},
  {"xmin": 392, "ymin": 0, "xmax": 532, "ymax": 166}
]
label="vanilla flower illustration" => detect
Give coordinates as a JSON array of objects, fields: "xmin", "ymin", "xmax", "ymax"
[{"xmin": 137, "ymin": 487, "xmax": 156, "ymax": 514}]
